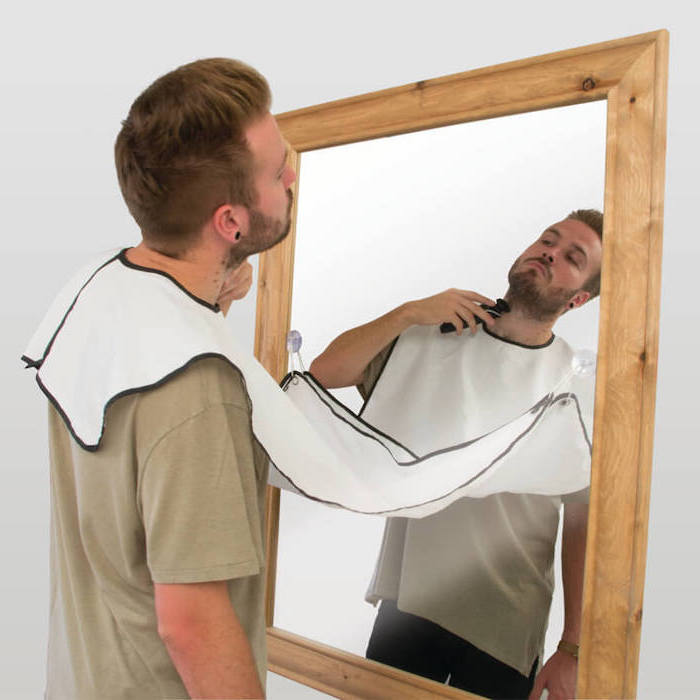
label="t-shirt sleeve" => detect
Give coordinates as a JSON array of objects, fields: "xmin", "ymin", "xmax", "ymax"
[
  {"xmin": 139, "ymin": 403, "xmax": 261, "ymax": 584},
  {"xmin": 357, "ymin": 339, "xmax": 397, "ymax": 401}
]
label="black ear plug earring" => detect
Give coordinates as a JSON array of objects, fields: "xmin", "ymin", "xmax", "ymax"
[
  {"xmin": 235, "ymin": 232, "xmax": 241, "ymax": 240},
  {"xmin": 569, "ymin": 302, "xmax": 574, "ymax": 308}
]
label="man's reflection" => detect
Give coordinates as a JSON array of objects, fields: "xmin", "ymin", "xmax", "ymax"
[{"xmin": 310, "ymin": 210, "xmax": 602, "ymax": 700}]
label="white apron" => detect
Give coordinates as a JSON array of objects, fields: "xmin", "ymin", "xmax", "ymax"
[{"xmin": 24, "ymin": 249, "xmax": 593, "ymax": 518}]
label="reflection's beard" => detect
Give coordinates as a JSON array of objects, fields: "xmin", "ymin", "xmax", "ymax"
[
  {"xmin": 227, "ymin": 189, "xmax": 293, "ymax": 268},
  {"xmin": 506, "ymin": 259, "xmax": 576, "ymax": 321}
]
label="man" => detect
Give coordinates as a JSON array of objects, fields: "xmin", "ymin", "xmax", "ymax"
[
  {"xmin": 310, "ymin": 210, "xmax": 603, "ymax": 700},
  {"xmin": 23, "ymin": 59, "xmax": 294, "ymax": 699}
]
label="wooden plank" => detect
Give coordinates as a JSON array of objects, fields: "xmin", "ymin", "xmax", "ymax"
[
  {"xmin": 254, "ymin": 147, "xmax": 300, "ymax": 381},
  {"xmin": 277, "ymin": 34, "xmax": 663, "ymax": 152},
  {"xmin": 577, "ymin": 33, "xmax": 668, "ymax": 699},
  {"xmin": 268, "ymin": 627, "xmax": 484, "ymax": 700},
  {"xmin": 621, "ymin": 31, "xmax": 669, "ymax": 698},
  {"xmin": 255, "ymin": 148, "xmax": 301, "ymax": 627}
]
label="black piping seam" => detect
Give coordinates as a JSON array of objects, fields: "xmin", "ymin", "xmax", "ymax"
[
  {"xmin": 34, "ymin": 351, "xmax": 338, "ymax": 511},
  {"xmin": 36, "ymin": 352, "xmax": 591, "ymax": 514},
  {"xmin": 285, "ymin": 371, "xmax": 590, "ymax": 466},
  {"xmin": 282, "ymin": 371, "xmax": 419, "ymax": 460},
  {"xmin": 21, "ymin": 354, "xmax": 42, "ymax": 369},
  {"xmin": 355, "ymin": 328, "xmax": 555, "ymax": 425},
  {"xmin": 294, "ymin": 370, "xmax": 418, "ymax": 456},
  {"xmin": 118, "ymin": 249, "xmax": 220, "ymax": 313},
  {"xmin": 358, "ymin": 336, "xmax": 399, "ymax": 417},
  {"xmin": 23, "ymin": 248, "xmax": 224, "ymax": 375},
  {"xmin": 36, "ymin": 353, "xmax": 259, "ymax": 452},
  {"xmin": 38, "ymin": 251, "xmax": 122, "ymax": 363},
  {"xmin": 279, "ymin": 373, "xmax": 295, "ymax": 391},
  {"xmin": 273, "ymin": 374, "xmax": 591, "ymax": 515},
  {"xmin": 482, "ymin": 324, "xmax": 555, "ymax": 349}
]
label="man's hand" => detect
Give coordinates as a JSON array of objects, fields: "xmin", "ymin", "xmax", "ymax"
[
  {"xmin": 217, "ymin": 259, "xmax": 253, "ymax": 315},
  {"xmin": 528, "ymin": 649, "xmax": 577, "ymax": 700},
  {"xmin": 310, "ymin": 287, "xmax": 498, "ymax": 389},
  {"xmin": 404, "ymin": 289, "xmax": 497, "ymax": 335}
]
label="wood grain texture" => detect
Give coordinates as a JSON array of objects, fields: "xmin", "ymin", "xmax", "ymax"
[
  {"xmin": 254, "ymin": 147, "xmax": 300, "ymax": 379},
  {"xmin": 268, "ymin": 627, "xmax": 484, "ymax": 699},
  {"xmin": 622, "ymin": 32, "xmax": 669, "ymax": 697},
  {"xmin": 277, "ymin": 33, "xmax": 663, "ymax": 153},
  {"xmin": 255, "ymin": 148, "xmax": 301, "ymax": 627},
  {"xmin": 577, "ymin": 33, "xmax": 669, "ymax": 700},
  {"xmin": 255, "ymin": 31, "xmax": 669, "ymax": 699}
]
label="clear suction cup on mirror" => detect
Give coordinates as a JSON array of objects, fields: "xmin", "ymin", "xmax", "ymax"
[
  {"xmin": 287, "ymin": 330, "xmax": 303, "ymax": 354},
  {"xmin": 286, "ymin": 330, "xmax": 306, "ymax": 380},
  {"xmin": 571, "ymin": 349, "xmax": 597, "ymax": 377}
]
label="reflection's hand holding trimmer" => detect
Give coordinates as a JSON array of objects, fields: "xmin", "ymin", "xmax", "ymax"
[{"xmin": 439, "ymin": 298, "xmax": 511, "ymax": 334}]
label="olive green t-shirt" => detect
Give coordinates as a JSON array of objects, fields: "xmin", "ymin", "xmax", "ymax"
[{"xmin": 46, "ymin": 357, "xmax": 268, "ymax": 699}]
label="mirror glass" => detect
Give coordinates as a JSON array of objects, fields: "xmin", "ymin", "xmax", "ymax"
[{"xmin": 274, "ymin": 101, "xmax": 607, "ymax": 672}]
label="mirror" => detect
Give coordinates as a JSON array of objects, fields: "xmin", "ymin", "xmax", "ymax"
[
  {"xmin": 256, "ymin": 31, "xmax": 668, "ymax": 699},
  {"xmin": 275, "ymin": 102, "xmax": 606, "ymax": 671}
]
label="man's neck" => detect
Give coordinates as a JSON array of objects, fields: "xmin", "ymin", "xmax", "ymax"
[
  {"xmin": 125, "ymin": 242, "xmax": 227, "ymax": 307},
  {"xmin": 488, "ymin": 296, "xmax": 557, "ymax": 346}
]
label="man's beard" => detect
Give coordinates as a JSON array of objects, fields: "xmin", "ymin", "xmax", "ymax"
[
  {"xmin": 506, "ymin": 259, "xmax": 577, "ymax": 321},
  {"xmin": 227, "ymin": 189, "xmax": 293, "ymax": 268}
]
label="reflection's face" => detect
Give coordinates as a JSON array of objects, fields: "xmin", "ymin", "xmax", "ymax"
[
  {"xmin": 230, "ymin": 113, "xmax": 296, "ymax": 265},
  {"xmin": 507, "ymin": 218, "xmax": 602, "ymax": 318}
]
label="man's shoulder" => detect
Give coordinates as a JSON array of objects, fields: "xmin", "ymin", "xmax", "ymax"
[
  {"xmin": 48, "ymin": 357, "xmax": 255, "ymax": 471},
  {"xmin": 139, "ymin": 355, "xmax": 250, "ymax": 414},
  {"xmin": 99, "ymin": 356, "xmax": 253, "ymax": 452}
]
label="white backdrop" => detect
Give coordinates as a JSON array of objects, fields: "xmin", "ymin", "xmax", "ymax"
[{"xmin": 1, "ymin": 2, "xmax": 696, "ymax": 698}]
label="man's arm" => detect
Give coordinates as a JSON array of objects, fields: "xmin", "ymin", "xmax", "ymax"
[
  {"xmin": 155, "ymin": 580, "xmax": 264, "ymax": 699},
  {"xmin": 529, "ymin": 501, "xmax": 588, "ymax": 700},
  {"xmin": 310, "ymin": 288, "xmax": 496, "ymax": 389},
  {"xmin": 560, "ymin": 501, "xmax": 588, "ymax": 649}
]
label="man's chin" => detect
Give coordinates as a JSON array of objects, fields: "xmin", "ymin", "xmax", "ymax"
[{"xmin": 257, "ymin": 221, "xmax": 292, "ymax": 256}]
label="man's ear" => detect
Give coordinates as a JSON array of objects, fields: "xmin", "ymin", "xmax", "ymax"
[
  {"xmin": 567, "ymin": 290, "xmax": 591, "ymax": 310},
  {"xmin": 211, "ymin": 203, "xmax": 249, "ymax": 245}
]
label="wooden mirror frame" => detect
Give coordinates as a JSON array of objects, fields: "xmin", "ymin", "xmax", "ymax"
[{"xmin": 254, "ymin": 30, "xmax": 668, "ymax": 699}]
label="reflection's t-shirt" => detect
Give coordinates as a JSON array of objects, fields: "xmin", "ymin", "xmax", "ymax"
[{"xmin": 359, "ymin": 326, "xmax": 589, "ymax": 676}]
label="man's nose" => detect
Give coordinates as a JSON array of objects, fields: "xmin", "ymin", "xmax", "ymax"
[
  {"xmin": 283, "ymin": 165, "xmax": 297, "ymax": 188},
  {"xmin": 541, "ymin": 251, "xmax": 554, "ymax": 263}
]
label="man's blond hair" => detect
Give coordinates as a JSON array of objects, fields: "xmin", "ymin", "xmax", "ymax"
[{"xmin": 115, "ymin": 58, "xmax": 271, "ymax": 257}]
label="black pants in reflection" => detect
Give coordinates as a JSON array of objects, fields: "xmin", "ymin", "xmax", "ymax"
[{"xmin": 366, "ymin": 599, "xmax": 538, "ymax": 700}]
